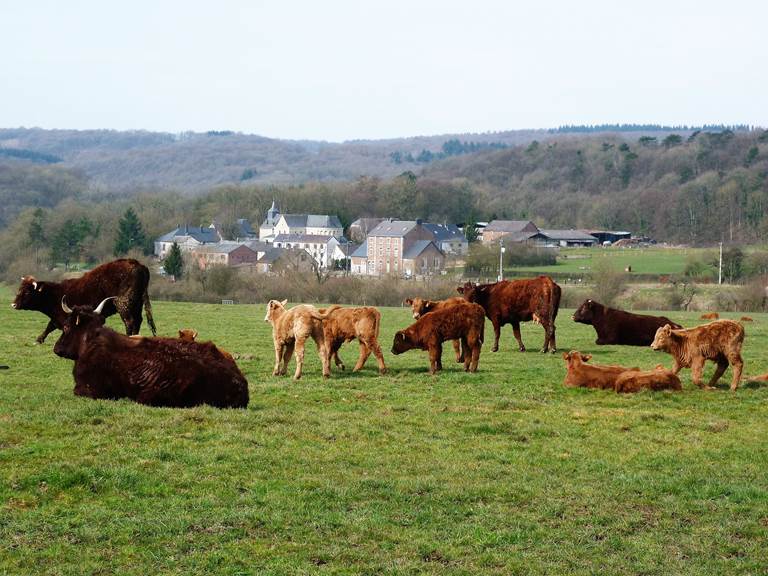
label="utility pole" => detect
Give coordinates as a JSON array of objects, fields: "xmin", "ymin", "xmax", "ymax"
[
  {"xmin": 498, "ymin": 241, "xmax": 505, "ymax": 282},
  {"xmin": 718, "ymin": 241, "xmax": 723, "ymax": 285}
]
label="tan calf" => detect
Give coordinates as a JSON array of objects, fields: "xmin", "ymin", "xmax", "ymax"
[
  {"xmin": 700, "ymin": 312, "xmax": 719, "ymax": 320},
  {"xmin": 177, "ymin": 328, "xmax": 234, "ymax": 360},
  {"xmin": 562, "ymin": 351, "xmax": 637, "ymax": 390},
  {"xmin": 614, "ymin": 365, "xmax": 682, "ymax": 393},
  {"xmin": 319, "ymin": 306, "xmax": 387, "ymax": 376},
  {"xmin": 264, "ymin": 300, "xmax": 339, "ymax": 380},
  {"xmin": 651, "ymin": 320, "xmax": 745, "ymax": 390}
]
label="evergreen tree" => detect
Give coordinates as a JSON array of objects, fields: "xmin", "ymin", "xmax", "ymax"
[
  {"xmin": 163, "ymin": 242, "xmax": 183, "ymax": 280},
  {"xmin": 114, "ymin": 207, "xmax": 147, "ymax": 256},
  {"xmin": 51, "ymin": 217, "xmax": 96, "ymax": 270}
]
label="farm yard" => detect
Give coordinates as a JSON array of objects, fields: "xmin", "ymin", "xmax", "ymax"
[{"xmin": 2, "ymin": 287, "xmax": 768, "ymax": 575}]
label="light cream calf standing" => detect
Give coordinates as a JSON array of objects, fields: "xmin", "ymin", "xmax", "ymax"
[{"xmin": 264, "ymin": 300, "xmax": 339, "ymax": 380}]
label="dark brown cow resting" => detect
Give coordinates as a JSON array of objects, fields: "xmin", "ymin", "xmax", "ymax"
[
  {"xmin": 54, "ymin": 298, "xmax": 248, "ymax": 408},
  {"xmin": 392, "ymin": 300, "xmax": 485, "ymax": 374},
  {"xmin": 12, "ymin": 258, "xmax": 157, "ymax": 343},
  {"xmin": 572, "ymin": 299, "xmax": 682, "ymax": 346},
  {"xmin": 458, "ymin": 276, "xmax": 560, "ymax": 353}
]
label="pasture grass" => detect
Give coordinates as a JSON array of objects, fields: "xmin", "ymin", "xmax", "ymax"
[{"xmin": 2, "ymin": 286, "xmax": 768, "ymax": 574}]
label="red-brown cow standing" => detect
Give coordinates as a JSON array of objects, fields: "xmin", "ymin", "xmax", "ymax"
[
  {"xmin": 458, "ymin": 277, "xmax": 561, "ymax": 353},
  {"xmin": 54, "ymin": 298, "xmax": 248, "ymax": 408},
  {"xmin": 392, "ymin": 300, "xmax": 485, "ymax": 374},
  {"xmin": 405, "ymin": 297, "xmax": 465, "ymax": 362},
  {"xmin": 12, "ymin": 258, "xmax": 156, "ymax": 343}
]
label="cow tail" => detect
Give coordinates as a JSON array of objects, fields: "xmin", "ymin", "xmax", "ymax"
[
  {"xmin": 551, "ymin": 280, "xmax": 562, "ymax": 321},
  {"xmin": 373, "ymin": 307, "xmax": 382, "ymax": 338},
  {"xmin": 144, "ymin": 291, "xmax": 157, "ymax": 336}
]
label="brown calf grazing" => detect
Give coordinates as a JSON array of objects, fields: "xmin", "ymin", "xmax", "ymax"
[
  {"xmin": 562, "ymin": 351, "xmax": 637, "ymax": 389},
  {"xmin": 318, "ymin": 306, "xmax": 387, "ymax": 376},
  {"xmin": 740, "ymin": 316, "xmax": 754, "ymax": 322},
  {"xmin": 264, "ymin": 300, "xmax": 339, "ymax": 380},
  {"xmin": 12, "ymin": 258, "xmax": 157, "ymax": 343},
  {"xmin": 614, "ymin": 365, "xmax": 682, "ymax": 393},
  {"xmin": 178, "ymin": 328, "xmax": 235, "ymax": 360},
  {"xmin": 392, "ymin": 300, "xmax": 485, "ymax": 374},
  {"xmin": 405, "ymin": 297, "xmax": 465, "ymax": 362},
  {"xmin": 651, "ymin": 320, "xmax": 745, "ymax": 390},
  {"xmin": 458, "ymin": 276, "xmax": 561, "ymax": 353},
  {"xmin": 700, "ymin": 312, "xmax": 719, "ymax": 320},
  {"xmin": 53, "ymin": 298, "xmax": 248, "ymax": 408}
]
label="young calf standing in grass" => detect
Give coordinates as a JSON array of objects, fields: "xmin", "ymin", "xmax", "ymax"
[
  {"xmin": 319, "ymin": 306, "xmax": 387, "ymax": 375},
  {"xmin": 264, "ymin": 300, "xmax": 339, "ymax": 380},
  {"xmin": 651, "ymin": 320, "xmax": 745, "ymax": 390},
  {"xmin": 405, "ymin": 297, "xmax": 465, "ymax": 362},
  {"xmin": 392, "ymin": 300, "xmax": 484, "ymax": 374}
]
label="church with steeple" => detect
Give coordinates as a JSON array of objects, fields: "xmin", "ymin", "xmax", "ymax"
[{"xmin": 259, "ymin": 199, "xmax": 281, "ymax": 241}]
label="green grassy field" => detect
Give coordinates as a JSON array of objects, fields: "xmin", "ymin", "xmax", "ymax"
[
  {"xmin": 2, "ymin": 286, "xmax": 768, "ymax": 574},
  {"xmin": 509, "ymin": 246, "xmax": 708, "ymax": 276}
]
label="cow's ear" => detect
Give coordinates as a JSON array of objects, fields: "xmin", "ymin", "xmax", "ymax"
[
  {"xmin": 581, "ymin": 353, "xmax": 592, "ymax": 362},
  {"xmin": 561, "ymin": 352, "xmax": 569, "ymax": 360},
  {"xmin": 280, "ymin": 299, "xmax": 288, "ymax": 307},
  {"xmin": 457, "ymin": 287, "xmax": 464, "ymax": 294},
  {"xmin": 405, "ymin": 298, "xmax": 413, "ymax": 305}
]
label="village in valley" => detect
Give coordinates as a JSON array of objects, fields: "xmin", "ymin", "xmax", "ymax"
[{"xmin": 154, "ymin": 199, "xmax": 634, "ymax": 278}]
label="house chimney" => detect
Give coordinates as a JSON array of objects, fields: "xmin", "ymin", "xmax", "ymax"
[{"xmin": 416, "ymin": 218, "xmax": 423, "ymax": 225}]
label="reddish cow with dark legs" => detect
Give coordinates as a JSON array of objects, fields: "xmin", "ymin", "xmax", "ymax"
[
  {"xmin": 405, "ymin": 297, "xmax": 465, "ymax": 362},
  {"xmin": 54, "ymin": 298, "xmax": 248, "ymax": 408},
  {"xmin": 572, "ymin": 299, "xmax": 682, "ymax": 346},
  {"xmin": 12, "ymin": 258, "xmax": 157, "ymax": 343},
  {"xmin": 392, "ymin": 300, "xmax": 484, "ymax": 374},
  {"xmin": 458, "ymin": 277, "xmax": 560, "ymax": 353}
]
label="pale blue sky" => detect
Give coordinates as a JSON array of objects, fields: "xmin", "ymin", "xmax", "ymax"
[{"xmin": 1, "ymin": 0, "xmax": 765, "ymax": 141}]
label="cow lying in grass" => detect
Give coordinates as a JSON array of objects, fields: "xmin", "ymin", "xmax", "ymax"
[
  {"xmin": 54, "ymin": 298, "xmax": 248, "ymax": 408},
  {"xmin": 614, "ymin": 365, "xmax": 682, "ymax": 393},
  {"xmin": 264, "ymin": 300, "xmax": 339, "ymax": 380},
  {"xmin": 561, "ymin": 351, "xmax": 637, "ymax": 390},
  {"xmin": 405, "ymin": 297, "xmax": 465, "ymax": 362},
  {"xmin": 392, "ymin": 300, "xmax": 484, "ymax": 374},
  {"xmin": 572, "ymin": 299, "xmax": 682, "ymax": 346},
  {"xmin": 319, "ymin": 306, "xmax": 387, "ymax": 376},
  {"xmin": 651, "ymin": 320, "xmax": 745, "ymax": 390}
]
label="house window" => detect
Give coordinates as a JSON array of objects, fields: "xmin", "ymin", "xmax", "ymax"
[{"xmin": 434, "ymin": 257, "xmax": 439, "ymax": 267}]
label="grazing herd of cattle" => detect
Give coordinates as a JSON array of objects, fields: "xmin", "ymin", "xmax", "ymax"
[{"xmin": 8, "ymin": 259, "xmax": 759, "ymax": 409}]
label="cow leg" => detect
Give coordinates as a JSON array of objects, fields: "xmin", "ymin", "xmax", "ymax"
[
  {"xmin": 728, "ymin": 354, "xmax": 743, "ymax": 391},
  {"xmin": 331, "ymin": 341, "xmax": 345, "ymax": 371},
  {"xmin": 690, "ymin": 357, "xmax": 708, "ymax": 389},
  {"xmin": 293, "ymin": 337, "xmax": 307, "ymax": 380},
  {"xmin": 453, "ymin": 339, "xmax": 464, "ymax": 362},
  {"xmin": 491, "ymin": 318, "xmax": 501, "ymax": 352},
  {"xmin": 708, "ymin": 358, "xmax": 729, "ymax": 389},
  {"xmin": 512, "ymin": 321, "xmax": 525, "ymax": 352},
  {"xmin": 543, "ymin": 320, "xmax": 556, "ymax": 353},
  {"xmin": 281, "ymin": 342, "xmax": 294, "ymax": 376},
  {"xmin": 462, "ymin": 336, "xmax": 471, "ymax": 371},
  {"xmin": 353, "ymin": 341, "xmax": 371, "ymax": 372},
  {"xmin": 36, "ymin": 319, "xmax": 58, "ymax": 344},
  {"xmin": 429, "ymin": 342, "xmax": 443, "ymax": 375},
  {"xmin": 367, "ymin": 339, "xmax": 387, "ymax": 375},
  {"xmin": 272, "ymin": 341, "xmax": 283, "ymax": 375},
  {"xmin": 470, "ymin": 340, "xmax": 481, "ymax": 373}
]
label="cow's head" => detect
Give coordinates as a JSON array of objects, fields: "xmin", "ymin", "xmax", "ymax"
[
  {"xmin": 457, "ymin": 282, "xmax": 479, "ymax": 302},
  {"xmin": 391, "ymin": 330, "xmax": 414, "ymax": 355},
  {"xmin": 264, "ymin": 299, "xmax": 288, "ymax": 323},
  {"xmin": 53, "ymin": 296, "xmax": 114, "ymax": 360},
  {"xmin": 572, "ymin": 299, "xmax": 596, "ymax": 324},
  {"xmin": 405, "ymin": 297, "xmax": 433, "ymax": 319},
  {"xmin": 12, "ymin": 276, "xmax": 46, "ymax": 311},
  {"xmin": 561, "ymin": 350, "xmax": 592, "ymax": 367},
  {"xmin": 651, "ymin": 324, "xmax": 674, "ymax": 351},
  {"xmin": 178, "ymin": 328, "xmax": 198, "ymax": 342}
]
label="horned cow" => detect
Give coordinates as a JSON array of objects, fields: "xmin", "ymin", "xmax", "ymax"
[{"xmin": 53, "ymin": 298, "xmax": 248, "ymax": 408}]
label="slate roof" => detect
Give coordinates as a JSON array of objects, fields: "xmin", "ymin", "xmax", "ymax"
[
  {"xmin": 192, "ymin": 242, "xmax": 258, "ymax": 255},
  {"xmin": 258, "ymin": 247, "xmax": 288, "ymax": 264},
  {"xmin": 157, "ymin": 225, "xmax": 220, "ymax": 244},
  {"xmin": 351, "ymin": 240, "xmax": 368, "ymax": 259},
  {"xmin": 422, "ymin": 223, "xmax": 466, "ymax": 242},
  {"xmin": 403, "ymin": 240, "xmax": 441, "ymax": 260},
  {"xmin": 368, "ymin": 220, "xmax": 418, "ymax": 237},
  {"xmin": 484, "ymin": 220, "xmax": 539, "ymax": 234},
  {"xmin": 279, "ymin": 214, "xmax": 343, "ymax": 229},
  {"xmin": 273, "ymin": 233, "xmax": 336, "ymax": 244}
]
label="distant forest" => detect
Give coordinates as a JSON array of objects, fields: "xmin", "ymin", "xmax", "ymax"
[{"xmin": 0, "ymin": 127, "xmax": 767, "ymax": 280}]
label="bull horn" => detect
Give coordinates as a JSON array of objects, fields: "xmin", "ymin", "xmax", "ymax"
[
  {"xmin": 32, "ymin": 281, "xmax": 38, "ymax": 290},
  {"xmin": 94, "ymin": 297, "xmax": 116, "ymax": 315},
  {"xmin": 61, "ymin": 296, "xmax": 73, "ymax": 314}
]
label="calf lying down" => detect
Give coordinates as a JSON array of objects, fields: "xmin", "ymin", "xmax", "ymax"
[
  {"xmin": 562, "ymin": 351, "xmax": 637, "ymax": 390},
  {"xmin": 614, "ymin": 365, "xmax": 682, "ymax": 393}
]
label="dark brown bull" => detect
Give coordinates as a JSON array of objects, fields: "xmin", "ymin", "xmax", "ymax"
[
  {"xmin": 572, "ymin": 299, "xmax": 682, "ymax": 346},
  {"xmin": 12, "ymin": 258, "xmax": 157, "ymax": 343},
  {"xmin": 458, "ymin": 277, "xmax": 561, "ymax": 353},
  {"xmin": 53, "ymin": 298, "xmax": 248, "ymax": 408}
]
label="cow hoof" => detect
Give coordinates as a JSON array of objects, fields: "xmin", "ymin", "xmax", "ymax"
[
  {"xmin": 519, "ymin": 347, "xmax": 526, "ymax": 352},
  {"xmin": 492, "ymin": 346, "xmax": 499, "ymax": 352},
  {"xmin": 379, "ymin": 368, "xmax": 387, "ymax": 375},
  {"xmin": 339, "ymin": 365, "xmax": 345, "ymax": 371}
]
